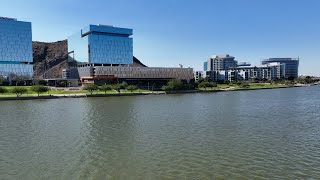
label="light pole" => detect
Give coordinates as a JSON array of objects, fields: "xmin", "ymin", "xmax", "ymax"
[{"xmin": 152, "ymin": 83, "xmax": 155, "ymax": 93}]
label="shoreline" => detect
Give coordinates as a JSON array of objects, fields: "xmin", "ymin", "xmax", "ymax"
[{"xmin": 0, "ymin": 84, "xmax": 317, "ymax": 101}]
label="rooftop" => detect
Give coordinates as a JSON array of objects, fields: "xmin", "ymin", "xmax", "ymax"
[
  {"xmin": 81, "ymin": 24, "xmax": 133, "ymax": 37},
  {"xmin": 211, "ymin": 54, "xmax": 235, "ymax": 59},
  {"xmin": 0, "ymin": 16, "xmax": 17, "ymax": 21},
  {"xmin": 263, "ymin": 58, "xmax": 299, "ymax": 61}
]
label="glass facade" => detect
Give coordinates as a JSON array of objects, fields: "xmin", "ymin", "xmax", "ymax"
[
  {"xmin": 68, "ymin": 25, "xmax": 133, "ymax": 65},
  {"xmin": 203, "ymin": 61, "xmax": 208, "ymax": 71},
  {"xmin": 0, "ymin": 17, "xmax": 33, "ymax": 77},
  {"xmin": 262, "ymin": 58, "xmax": 299, "ymax": 78},
  {"xmin": 0, "ymin": 63, "xmax": 33, "ymax": 77}
]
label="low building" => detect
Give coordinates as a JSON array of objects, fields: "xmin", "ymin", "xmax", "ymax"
[
  {"xmin": 69, "ymin": 66, "xmax": 193, "ymax": 85},
  {"xmin": 194, "ymin": 71, "xmax": 203, "ymax": 82}
]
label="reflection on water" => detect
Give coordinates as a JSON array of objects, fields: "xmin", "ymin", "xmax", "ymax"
[{"xmin": 1, "ymin": 86, "xmax": 320, "ymax": 179}]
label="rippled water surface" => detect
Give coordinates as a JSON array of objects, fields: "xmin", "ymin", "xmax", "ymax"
[{"xmin": 1, "ymin": 86, "xmax": 320, "ymax": 179}]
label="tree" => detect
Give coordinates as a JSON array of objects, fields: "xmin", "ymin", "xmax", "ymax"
[
  {"xmin": 11, "ymin": 87, "xmax": 28, "ymax": 97},
  {"xmin": 120, "ymin": 82, "xmax": 128, "ymax": 89},
  {"xmin": 100, "ymin": 84, "xmax": 112, "ymax": 94},
  {"xmin": 0, "ymin": 76, "xmax": 6, "ymax": 85},
  {"xmin": 34, "ymin": 79, "xmax": 47, "ymax": 86},
  {"xmin": 240, "ymin": 82, "xmax": 250, "ymax": 88},
  {"xmin": 126, "ymin": 85, "xmax": 138, "ymax": 93},
  {"xmin": 168, "ymin": 80, "xmax": 183, "ymax": 90},
  {"xmin": 161, "ymin": 85, "xmax": 170, "ymax": 91},
  {"xmin": 112, "ymin": 84, "xmax": 122, "ymax": 93},
  {"xmin": 198, "ymin": 81, "xmax": 210, "ymax": 90},
  {"xmin": 250, "ymin": 77, "xmax": 259, "ymax": 83},
  {"xmin": 31, "ymin": 85, "xmax": 49, "ymax": 96},
  {"xmin": 83, "ymin": 84, "xmax": 99, "ymax": 95},
  {"xmin": 198, "ymin": 81, "xmax": 217, "ymax": 90},
  {"xmin": 161, "ymin": 80, "xmax": 186, "ymax": 91},
  {"xmin": 0, "ymin": 86, "xmax": 8, "ymax": 94}
]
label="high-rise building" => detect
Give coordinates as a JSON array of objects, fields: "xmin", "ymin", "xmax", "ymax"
[
  {"xmin": 261, "ymin": 58, "xmax": 299, "ymax": 79},
  {"xmin": 67, "ymin": 24, "xmax": 193, "ymax": 85},
  {"xmin": 207, "ymin": 54, "xmax": 238, "ymax": 71},
  {"xmin": 68, "ymin": 24, "xmax": 133, "ymax": 65},
  {"xmin": 0, "ymin": 17, "xmax": 33, "ymax": 78},
  {"xmin": 204, "ymin": 54, "xmax": 238, "ymax": 82}
]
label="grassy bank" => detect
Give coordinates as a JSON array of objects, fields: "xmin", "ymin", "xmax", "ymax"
[
  {"xmin": 0, "ymin": 86, "xmax": 151, "ymax": 98},
  {"xmin": 0, "ymin": 83, "xmax": 307, "ymax": 99},
  {"xmin": 198, "ymin": 83, "xmax": 289, "ymax": 91}
]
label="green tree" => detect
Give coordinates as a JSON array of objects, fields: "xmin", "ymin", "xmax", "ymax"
[
  {"xmin": 198, "ymin": 81, "xmax": 210, "ymax": 90},
  {"xmin": 33, "ymin": 79, "xmax": 47, "ymax": 86},
  {"xmin": 250, "ymin": 77, "xmax": 259, "ymax": 83},
  {"xmin": 31, "ymin": 85, "xmax": 50, "ymax": 96},
  {"xmin": 0, "ymin": 86, "xmax": 8, "ymax": 94},
  {"xmin": 11, "ymin": 87, "xmax": 28, "ymax": 97},
  {"xmin": 120, "ymin": 82, "xmax": 128, "ymax": 89},
  {"xmin": 84, "ymin": 84, "xmax": 99, "ymax": 95},
  {"xmin": 112, "ymin": 84, "xmax": 122, "ymax": 93},
  {"xmin": 126, "ymin": 85, "xmax": 138, "ymax": 93},
  {"xmin": 161, "ymin": 85, "xmax": 170, "ymax": 91},
  {"xmin": 240, "ymin": 82, "xmax": 250, "ymax": 88},
  {"xmin": 162, "ymin": 79, "xmax": 184, "ymax": 91},
  {"xmin": 0, "ymin": 76, "xmax": 6, "ymax": 85},
  {"xmin": 198, "ymin": 81, "xmax": 217, "ymax": 90},
  {"xmin": 100, "ymin": 84, "xmax": 112, "ymax": 94}
]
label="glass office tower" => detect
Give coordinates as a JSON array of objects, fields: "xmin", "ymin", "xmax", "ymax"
[
  {"xmin": 68, "ymin": 24, "xmax": 133, "ymax": 65},
  {"xmin": 0, "ymin": 17, "xmax": 33, "ymax": 78},
  {"xmin": 262, "ymin": 58, "xmax": 299, "ymax": 79}
]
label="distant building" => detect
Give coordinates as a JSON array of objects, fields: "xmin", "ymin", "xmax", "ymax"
[
  {"xmin": 228, "ymin": 63, "xmax": 285, "ymax": 81},
  {"xmin": 0, "ymin": 17, "xmax": 33, "ymax": 78},
  {"xmin": 194, "ymin": 71, "xmax": 203, "ymax": 82},
  {"xmin": 238, "ymin": 62, "xmax": 251, "ymax": 67},
  {"xmin": 261, "ymin": 58, "xmax": 299, "ymax": 79},
  {"xmin": 202, "ymin": 54, "xmax": 291, "ymax": 82},
  {"xmin": 207, "ymin": 54, "xmax": 238, "ymax": 71},
  {"xmin": 203, "ymin": 54, "xmax": 238, "ymax": 82}
]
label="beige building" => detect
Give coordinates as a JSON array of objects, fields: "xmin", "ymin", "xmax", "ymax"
[
  {"xmin": 94, "ymin": 66, "xmax": 193, "ymax": 80},
  {"xmin": 68, "ymin": 65, "xmax": 194, "ymax": 84}
]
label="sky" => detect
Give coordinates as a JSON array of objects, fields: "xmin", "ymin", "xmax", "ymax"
[{"xmin": 1, "ymin": 0, "xmax": 319, "ymax": 76}]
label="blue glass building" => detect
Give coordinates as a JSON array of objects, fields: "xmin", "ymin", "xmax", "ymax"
[
  {"xmin": 203, "ymin": 61, "xmax": 208, "ymax": 71},
  {"xmin": 0, "ymin": 17, "xmax": 33, "ymax": 77},
  {"xmin": 261, "ymin": 58, "xmax": 299, "ymax": 79},
  {"xmin": 68, "ymin": 24, "xmax": 133, "ymax": 65}
]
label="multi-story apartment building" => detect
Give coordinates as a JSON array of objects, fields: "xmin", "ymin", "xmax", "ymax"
[
  {"xmin": 228, "ymin": 63, "xmax": 285, "ymax": 81},
  {"xmin": 194, "ymin": 71, "xmax": 203, "ymax": 82},
  {"xmin": 203, "ymin": 54, "xmax": 237, "ymax": 82},
  {"xmin": 67, "ymin": 24, "xmax": 194, "ymax": 84},
  {"xmin": 261, "ymin": 58, "xmax": 299, "ymax": 79},
  {"xmin": 0, "ymin": 17, "xmax": 33, "ymax": 78},
  {"xmin": 207, "ymin": 54, "xmax": 238, "ymax": 71},
  {"xmin": 203, "ymin": 54, "xmax": 290, "ymax": 82}
]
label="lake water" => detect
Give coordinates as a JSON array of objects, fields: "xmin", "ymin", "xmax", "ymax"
[{"xmin": 1, "ymin": 86, "xmax": 320, "ymax": 179}]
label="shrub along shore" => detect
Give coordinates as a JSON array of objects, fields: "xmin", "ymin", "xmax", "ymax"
[{"xmin": 0, "ymin": 77, "xmax": 318, "ymax": 101}]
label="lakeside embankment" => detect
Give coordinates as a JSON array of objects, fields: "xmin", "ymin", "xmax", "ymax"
[{"xmin": 0, "ymin": 83, "xmax": 317, "ymax": 101}]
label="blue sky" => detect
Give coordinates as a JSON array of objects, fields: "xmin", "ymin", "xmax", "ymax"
[{"xmin": 1, "ymin": 0, "xmax": 319, "ymax": 76}]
